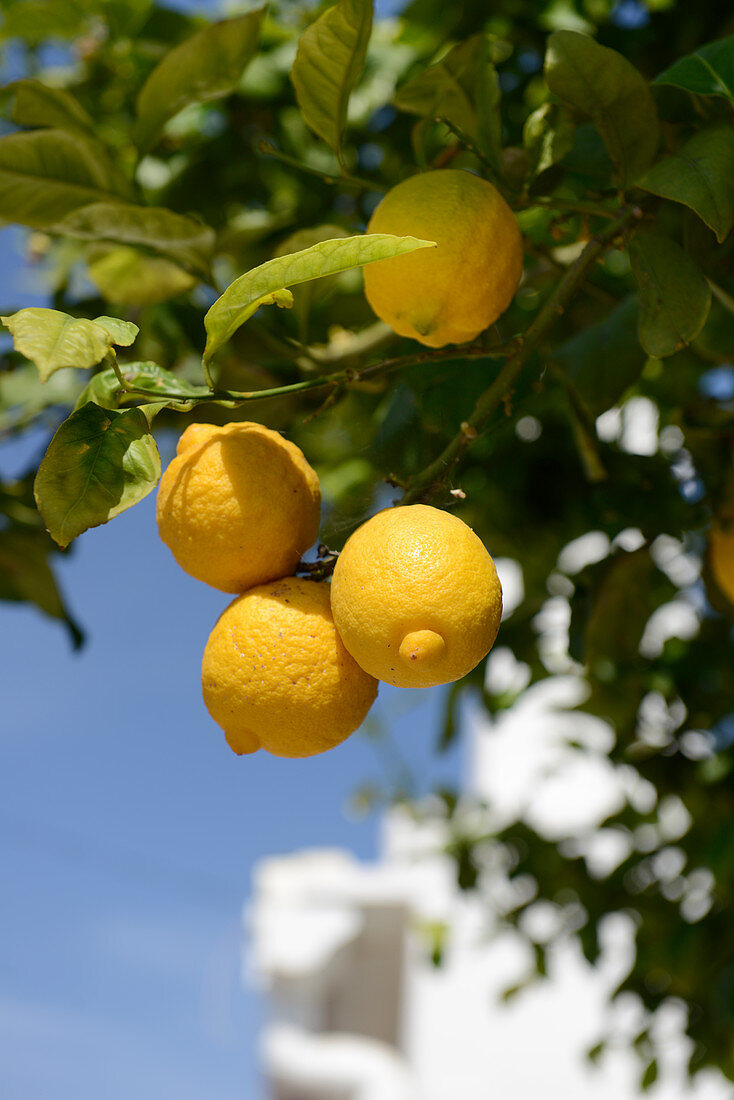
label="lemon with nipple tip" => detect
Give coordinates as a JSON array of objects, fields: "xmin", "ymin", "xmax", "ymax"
[{"xmin": 330, "ymin": 504, "xmax": 503, "ymax": 689}]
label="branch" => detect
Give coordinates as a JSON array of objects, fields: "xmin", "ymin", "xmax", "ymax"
[
  {"xmin": 400, "ymin": 204, "xmax": 641, "ymax": 505},
  {"xmin": 117, "ymin": 340, "xmax": 509, "ymax": 407}
]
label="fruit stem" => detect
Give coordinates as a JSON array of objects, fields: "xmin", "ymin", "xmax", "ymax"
[
  {"xmin": 400, "ymin": 203, "xmax": 642, "ymax": 505},
  {"xmin": 257, "ymin": 139, "xmax": 384, "ymax": 194}
]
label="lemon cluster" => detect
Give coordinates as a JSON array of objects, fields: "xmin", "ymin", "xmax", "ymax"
[
  {"xmin": 157, "ymin": 421, "xmax": 377, "ymax": 759},
  {"xmin": 157, "ymin": 422, "xmax": 503, "ymax": 759}
]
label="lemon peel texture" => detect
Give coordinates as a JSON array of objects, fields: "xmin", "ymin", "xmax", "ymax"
[
  {"xmin": 201, "ymin": 577, "xmax": 378, "ymax": 758},
  {"xmin": 157, "ymin": 421, "xmax": 320, "ymax": 593},
  {"xmin": 330, "ymin": 504, "xmax": 502, "ymax": 689},
  {"xmin": 363, "ymin": 169, "xmax": 523, "ymax": 348}
]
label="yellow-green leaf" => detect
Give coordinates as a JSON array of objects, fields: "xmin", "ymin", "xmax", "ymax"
[
  {"xmin": 0, "ymin": 128, "xmax": 132, "ymax": 230},
  {"xmin": 395, "ymin": 34, "xmax": 501, "ymax": 166},
  {"xmin": 34, "ymin": 402, "xmax": 161, "ymax": 548},
  {"xmin": 203, "ymin": 233, "xmax": 436, "ymax": 362},
  {"xmin": 2, "ymin": 308, "xmax": 138, "ymax": 382},
  {"xmin": 290, "ymin": 0, "xmax": 372, "ymax": 163},
  {"xmin": 134, "ymin": 9, "xmax": 265, "ymax": 154},
  {"xmin": 59, "ymin": 202, "xmax": 214, "ymax": 281},
  {"xmin": 8, "ymin": 78, "xmax": 97, "ymax": 137}
]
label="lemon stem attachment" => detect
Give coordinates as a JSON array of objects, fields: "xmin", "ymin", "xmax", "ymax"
[{"xmin": 399, "ymin": 629, "xmax": 445, "ymax": 668}]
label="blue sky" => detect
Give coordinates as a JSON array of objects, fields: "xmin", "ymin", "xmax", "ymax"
[
  {"xmin": 0, "ymin": 4, "xmax": 460, "ymax": 1093},
  {"xmin": 0, "ymin": 244, "xmax": 461, "ymax": 1097}
]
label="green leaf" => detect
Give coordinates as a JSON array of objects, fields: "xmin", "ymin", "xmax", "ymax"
[
  {"xmin": 203, "ymin": 232, "xmax": 436, "ymax": 362},
  {"xmin": 654, "ymin": 35, "xmax": 734, "ymax": 103},
  {"xmin": 0, "ymin": 528, "xmax": 83, "ymax": 647},
  {"xmin": 555, "ymin": 297, "xmax": 645, "ymax": 416},
  {"xmin": 629, "ymin": 233, "xmax": 711, "ymax": 357},
  {"xmin": 394, "ymin": 34, "xmax": 501, "ymax": 166},
  {"xmin": 59, "ymin": 202, "xmax": 214, "ymax": 280},
  {"xmin": 523, "ymin": 102, "xmax": 576, "ymax": 176},
  {"xmin": 74, "ymin": 362, "xmax": 205, "ymax": 411},
  {"xmin": 2, "ymin": 308, "xmax": 138, "ymax": 383},
  {"xmin": 290, "ymin": 0, "xmax": 372, "ymax": 163},
  {"xmin": 641, "ymin": 1060, "xmax": 659, "ymax": 1092},
  {"xmin": 34, "ymin": 402, "xmax": 161, "ymax": 548},
  {"xmin": 637, "ymin": 125, "xmax": 734, "ymax": 244},
  {"xmin": 134, "ymin": 9, "xmax": 265, "ymax": 153},
  {"xmin": 87, "ymin": 245, "xmax": 196, "ymax": 306},
  {"xmin": 0, "ymin": 128, "xmax": 131, "ymax": 229},
  {"xmin": 8, "ymin": 79, "xmax": 96, "ymax": 136},
  {"xmin": 545, "ymin": 30, "xmax": 659, "ymax": 186}
]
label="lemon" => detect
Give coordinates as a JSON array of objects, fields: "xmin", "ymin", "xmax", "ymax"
[
  {"xmin": 157, "ymin": 422, "xmax": 320, "ymax": 593},
  {"xmin": 330, "ymin": 504, "xmax": 502, "ymax": 688},
  {"xmin": 201, "ymin": 577, "xmax": 378, "ymax": 757},
  {"xmin": 710, "ymin": 518, "xmax": 734, "ymax": 605},
  {"xmin": 363, "ymin": 169, "xmax": 523, "ymax": 348}
]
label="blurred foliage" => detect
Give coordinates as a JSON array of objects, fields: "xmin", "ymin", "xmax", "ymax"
[{"xmin": 2, "ymin": 0, "xmax": 734, "ymax": 1085}]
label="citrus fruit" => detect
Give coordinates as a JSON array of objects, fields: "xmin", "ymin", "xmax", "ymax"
[
  {"xmin": 201, "ymin": 577, "xmax": 378, "ymax": 757},
  {"xmin": 710, "ymin": 517, "xmax": 734, "ymax": 605},
  {"xmin": 157, "ymin": 421, "xmax": 320, "ymax": 593},
  {"xmin": 330, "ymin": 504, "xmax": 502, "ymax": 689},
  {"xmin": 363, "ymin": 169, "xmax": 523, "ymax": 348}
]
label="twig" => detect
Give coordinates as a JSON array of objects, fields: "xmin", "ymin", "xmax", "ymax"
[
  {"xmin": 400, "ymin": 204, "xmax": 641, "ymax": 504},
  {"xmin": 116, "ymin": 341, "xmax": 509, "ymax": 408},
  {"xmin": 257, "ymin": 140, "xmax": 383, "ymax": 194}
]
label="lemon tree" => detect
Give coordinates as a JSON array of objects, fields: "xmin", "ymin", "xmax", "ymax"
[{"xmin": 3, "ymin": 0, "xmax": 734, "ymax": 1086}]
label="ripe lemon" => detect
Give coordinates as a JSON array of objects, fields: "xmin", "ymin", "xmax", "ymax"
[
  {"xmin": 710, "ymin": 517, "xmax": 734, "ymax": 605},
  {"xmin": 201, "ymin": 577, "xmax": 378, "ymax": 757},
  {"xmin": 157, "ymin": 422, "xmax": 320, "ymax": 593},
  {"xmin": 363, "ymin": 169, "xmax": 523, "ymax": 348},
  {"xmin": 330, "ymin": 504, "xmax": 502, "ymax": 689}
]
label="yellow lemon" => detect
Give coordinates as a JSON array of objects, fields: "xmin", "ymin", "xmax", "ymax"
[
  {"xmin": 330, "ymin": 504, "xmax": 502, "ymax": 688},
  {"xmin": 157, "ymin": 422, "xmax": 320, "ymax": 593},
  {"xmin": 710, "ymin": 518, "xmax": 734, "ymax": 605},
  {"xmin": 363, "ymin": 169, "xmax": 523, "ymax": 348},
  {"xmin": 201, "ymin": 577, "xmax": 378, "ymax": 757}
]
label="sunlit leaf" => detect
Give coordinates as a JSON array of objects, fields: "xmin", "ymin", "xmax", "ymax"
[
  {"xmin": 654, "ymin": 34, "xmax": 734, "ymax": 103},
  {"xmin": 86, "ymin": 245, "xmax": 196, "ymax": 306},
  {"xmin": 637, "ymin": 125, "xmax": 734, "ymax": 243},
  {"xmin": 545, "ymin": 30, "xmax": 659, "ymax": 186},
  {"xmin": 34, "ymin": 402, "xmax": 161, "ymax": 548},
  {"xmin": 629, "ymin": 233, "xmax": 711, "ymax": 357},
  {"xmin": 2, "ymin": 308, "xmax": 138, "ymax": 383},
  {"xmin": 134, "ymin": 8, "xmax": 265, "ymax": 153},
  {"xmin": 395, "ymin": 34, "xmax": 501, "ymax": 166},
  {"xmin": 523, "ymin": 101, "xmax": 576, "ymax": 176},
  {"xmin": 203, "ymin": 233, "xmax": 436, "ymax": 362},
  {"xmin": 59, "ymin": 202, "xmax": 215, "ymax": 281},
  {"xmin": 290, "ymin": 0, "xmax": 372, "ymax": 163}
]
